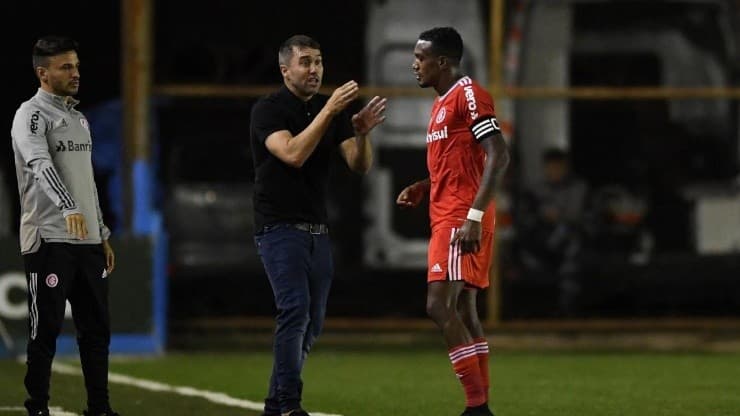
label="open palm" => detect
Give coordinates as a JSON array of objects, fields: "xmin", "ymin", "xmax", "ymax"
[{"xmin": 352, "ymin": 95, "xmax": 387, "ymax": 135}]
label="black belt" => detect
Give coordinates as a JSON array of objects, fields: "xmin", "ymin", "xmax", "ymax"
[
  {"xmin": 263, "ymin": 223, "xmax": 329, "ymax": 235},
  {"xmin": 291, "ymin": 223, "xmax": 329, "ymax": 234}
]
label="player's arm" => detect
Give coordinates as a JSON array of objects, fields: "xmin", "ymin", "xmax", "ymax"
[
  {"xmin": 339, "ymin": 96, "xmax": 387, "ymax": 174},
  {"xmin": 265, "ymin": 81, "xmax": 359, "ymax": 168},
  {"xmin": 452, "ymin": 83, "xmax": 510, "ymax": 253},
  {"xmin": 102, "ymin": 238, "xmax": 115, "ymax": 274},
  {"xmin": 11, "ymin": 107, "xmax": 87, "ymax": 240},
  {"xmin": 452, "ymin": 127, "xmax": 510, "ymax": 254},
  {"xmin": 92, "ymin": 177, "xmax": 111, "ymax": 241},
  {"xmin": 396, "ymin": 178, "xmax": 431, "ymax": 208},
  {"xmin": 470, "ymin": 132, "xmax": 510, "ymax": 213},
  {"xmin": 92, "ymin": 175, "xmax": 115, "ymax": 273}
]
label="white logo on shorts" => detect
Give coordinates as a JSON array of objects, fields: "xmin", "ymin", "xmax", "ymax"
[
  {"xmin": 431, "ymin": 263, "xmax": 443, "ymax": 273},
  {"xmin": 101, "ymin": 269, "xmax": 108, "ymax": 279},
  {"xmin": 45, "ymin": 273, "xmax": 59, "ymax": 288}
]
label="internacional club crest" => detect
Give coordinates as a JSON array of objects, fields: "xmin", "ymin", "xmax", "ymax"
[
  {"xmin": 435, "ymin": 107, "xmax": 446, "ymax": 124},
  {"xmin": 45, "ymin": 273, "xmax": 59, "ymax": 288}
]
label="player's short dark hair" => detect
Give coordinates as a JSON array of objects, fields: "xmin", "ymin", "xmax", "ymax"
[
  {"xmin": 32, "ymin": 35, "xmax": 79, "ymax": 69},
  {"xmin": 418, "ymin": 27, "xmax": 464, "ymax": 63},
  {"xmin": 278, "ymin": 35, "xmax": 321, "ymax": 65},
  {"xmin": 543, "ymin": 147, "xmax": 569, "ymax": 163}
]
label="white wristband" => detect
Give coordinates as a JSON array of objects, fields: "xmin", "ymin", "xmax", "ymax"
[{"xmin": 467, "ymin": 208, "xmax": 484, "ymax": 222}]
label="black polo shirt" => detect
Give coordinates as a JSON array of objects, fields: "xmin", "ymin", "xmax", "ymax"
[{"xmin": 250, "ymin": 85, "xmax": 355, "ymax": 232}]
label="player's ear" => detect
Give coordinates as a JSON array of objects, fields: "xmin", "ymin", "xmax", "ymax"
[
  {"xmin": 438, "ymin": 55, "xmax": 449, "ymax": 69},
  {"xmin": 36, "ymin": 66, "xmax": 47, "ymax": 82}
]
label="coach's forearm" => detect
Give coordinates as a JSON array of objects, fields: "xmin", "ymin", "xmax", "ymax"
[
  {"xmin": 282, "ymin": 110, "xmax": 335, "ymax": 167},
  {"xmin": 348, "ymin": 134, "xmax": 373, "ymax": 173}
]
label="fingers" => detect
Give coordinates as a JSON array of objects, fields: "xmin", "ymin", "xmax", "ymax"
[
  {"xmin": 365, "ymin": 96, "xmax": 386, "ymax": 111},
  {"xmin": 463, "ymin": 241, "xmax": 481, "ymax": 254},
  {"xmin": 107, "ymin": 252, "xmax": 115, "ymax": 274},
  {"xmin": 451, "ymin": 232, "xmax": 481, "ymax": 254},
  {"xmin": 65, "ymin": 214, "xmax": 88, "ymax": 240},
  {"xmin": 365, "ymin": 95, "xmax": 381, "ymax": 107},
  {"xmin": 331, "ymin": 81, "xmax": 359, "ymax": 113},
  {"xmin": 450, "ymin": 229, "xmax": 463, "ymax": 245},
  {"xmin": 396, "ymin": 189, "xmax": 417, "ymax": 208},
  {"xmin": 469, "ymin": 240, "xmax": 481, "ymax": 254},
  {"xmin": 396, "ymin": 190, "xmax": 410, "ymax": 205},
  {"xmin": 341, "ymin": 80, "xmax": 359, "ymax": 90},
  {"xmin": 339, "ymin": 81, "xmax": 359, "ymax": 100},
  {"xmin": 371, "ymin": 97, "xmax": 388, "ymax": 115},
  {"xmin": 353, "ymin": 96, "xmax": 387, "ymax": 135},
  {"xmin": 361, "ymin": 96, "xmax": 387, "ymax": 117},
  {"xmin": 102, "ymin": 240, "xmax": 115, "ymax": 274}
]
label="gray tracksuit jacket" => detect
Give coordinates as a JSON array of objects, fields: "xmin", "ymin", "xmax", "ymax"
[{"xmin": 11, "ymin": 88, "xmax": 111, "ymax": 254}]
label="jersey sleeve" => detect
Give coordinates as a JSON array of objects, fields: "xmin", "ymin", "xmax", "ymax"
[
  {"xmin": 456, "ymin": 82, "xmax": 502, "ymax": 142},
  {"xmin": 11, "ymin": 105, "xmax": 80, "ymax": 216},
  {"xmin": 250, "ymin": 98, "xmax": 287, "ymax": 144},
  {"xmin": 12, "ymin": 106, "xmax": 52, "ymax": 164}
]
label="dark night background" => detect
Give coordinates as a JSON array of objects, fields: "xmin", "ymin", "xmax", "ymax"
[
  {"xmin": 3, "ymin": 0, "xmax": 368, "ymax": 210},
  {"xmin": 4, "ymin": 1, "xmax": 740, "ymax": 321}
]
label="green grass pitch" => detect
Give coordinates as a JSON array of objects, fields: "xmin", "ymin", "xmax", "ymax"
[{"xmin": 1, "ymin": 347, "xmax": 739, "ymax": 415}]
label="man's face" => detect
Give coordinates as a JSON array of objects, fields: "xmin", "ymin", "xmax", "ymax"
[
  {"xmin": 412, "ymin": 40, "xmax": 440, "ymax": 88},
  {"xmin": 281, "ymin": 46, "xmax": 323, "ymax": 98},
  {"xmin": 38, "ymin": 51, "xmax": 80, "ymax": 97}
]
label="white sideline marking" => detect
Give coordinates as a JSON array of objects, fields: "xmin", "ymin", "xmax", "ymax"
[
  {"xmin": 0, "ymin": 406, "xmax": 79, "ymax": 415},
  {"xmin": 51, "ymin": 362, "xmax": 343, "ymax": 416}
]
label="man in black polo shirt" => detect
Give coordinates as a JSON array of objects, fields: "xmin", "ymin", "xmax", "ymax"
[{"xmin": 249, "ymin": 34, "xmax": 386, "ymax": 416}]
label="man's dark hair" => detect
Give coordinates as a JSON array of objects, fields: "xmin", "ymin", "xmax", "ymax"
[
  {"xmin": 418, "ymin": 27, "xmax": 464, "ymax": 63},
  {"xmin": 32, "ymin": 35, "xmax": 79, "ymax": 69},
  {"xmin": 278, "ymin": 35, "xmax": 321, "ymax": 65},
  {"xmin": 543, "ymin": 147, "xmax": 569, "ymax": 163}
]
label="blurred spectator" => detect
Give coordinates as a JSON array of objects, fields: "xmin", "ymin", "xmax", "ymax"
[
  {"xmin": 515, "ymin": 148, "xmax": 589, "ymax": 316},
  {"xmin": 587, "ymin": 184, "xmax": 652, "ymax": 264}
]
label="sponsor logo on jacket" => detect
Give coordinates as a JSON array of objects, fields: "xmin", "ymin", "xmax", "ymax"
[{"xmin": 55, "ymin": 140, "xmax": 92, "ymax": 152}]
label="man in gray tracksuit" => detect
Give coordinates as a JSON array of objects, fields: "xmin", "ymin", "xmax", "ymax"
[{"xmin": 10, "ymin": 35, "xmax": 119, "ymax": 416}]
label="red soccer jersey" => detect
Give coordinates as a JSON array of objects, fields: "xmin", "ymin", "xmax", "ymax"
[{"xmin": 426, "ymin": 76, "xmax": 500, "ymax": 232}]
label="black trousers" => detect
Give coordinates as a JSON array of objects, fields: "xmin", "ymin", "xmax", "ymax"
[{"xmin": 23, "ymin": 241, "xmax": 111, "ymax": 412}]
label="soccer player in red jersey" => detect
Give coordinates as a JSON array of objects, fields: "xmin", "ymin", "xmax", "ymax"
[{"xmin": 397, "ymin": 27, "xmax": 510, "ymax": 416}]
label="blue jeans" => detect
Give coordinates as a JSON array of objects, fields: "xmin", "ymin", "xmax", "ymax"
[{"xmin": 255, "ymin": 224, "xmax": 333, "ymax": 414}]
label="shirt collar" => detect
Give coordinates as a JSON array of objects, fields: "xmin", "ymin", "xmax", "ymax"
[
  {"xmin": 278, "ymin": 85, "xmax": 319, "ymax": 111},
  {"xmin": 36, "ymin": 88, "xmax": 80, "ymax": 111}
]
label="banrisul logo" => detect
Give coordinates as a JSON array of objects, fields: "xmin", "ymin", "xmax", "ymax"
[
  {"xmin": 55, "ymin": 140, "xmax": 92, "ymax": 152},
  {"xmin": 426, "ymin": 126, "xmax": 448, "ymax": 143}
]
